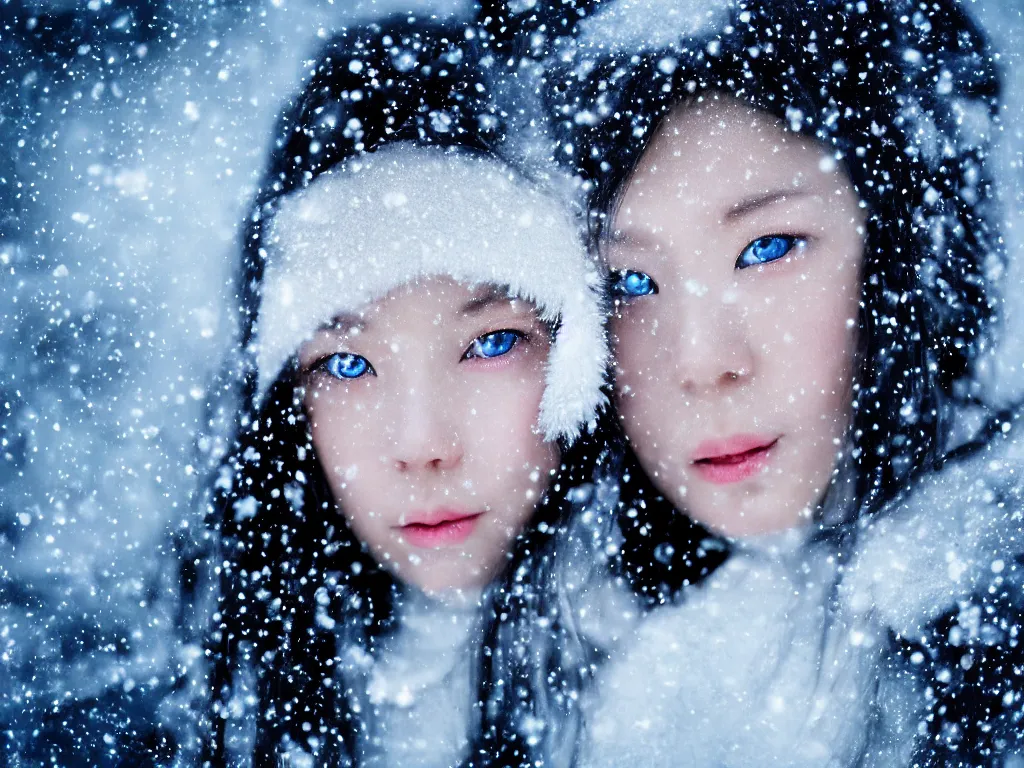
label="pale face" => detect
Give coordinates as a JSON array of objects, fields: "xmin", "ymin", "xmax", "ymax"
[
  {"xmin": 607, "ymin": 94, "xmax": 864, "ymax": 536},
  {"xmin": 298, "ymin": 277, "xmax": 558, "ymax": 593}
]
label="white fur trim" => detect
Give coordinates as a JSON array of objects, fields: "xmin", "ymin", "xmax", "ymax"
[
  {"xmin": 841, "ymin": 418, "xmax": 1024, "ymax": 637},
  {"xmin": 255, "ymin": 143, "xmax": 608, "ymax": 442}
]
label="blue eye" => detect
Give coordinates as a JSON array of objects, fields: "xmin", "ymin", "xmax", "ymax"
[
  {"xmin": 464, "ymin": 330, "xmax": 523, "ymax": 360},
  {"xmin": 610, "ymin": 269, "xmax": 659, "ymax": 298},
  {"xmin": 736, "ymin": 235, "xmax": 805, "ymax": 269},
  {"xmin": 321, "ymin": 352, "xmax": 374, "ymax": 380}
]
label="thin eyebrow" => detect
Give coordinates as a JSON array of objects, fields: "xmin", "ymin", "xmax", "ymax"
[
  {"xmin": 323, "ymin": 312, "xmax": 366, "ymax": 333},
  {"xmin": 605, "ymin": 228, "xmax": 660, "ymax": 251},
  {"xmin": 460, "ymin": 286, "xmax": 511, "ymax": 316},
  {"xmin": 725, "ymin": 189, "xmax": 810, "ymax": 221}
]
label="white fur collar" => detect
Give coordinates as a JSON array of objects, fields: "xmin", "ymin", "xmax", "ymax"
[{"xmin": 841, "ymin": 415, "xmax": 1024, "ymax": 637}]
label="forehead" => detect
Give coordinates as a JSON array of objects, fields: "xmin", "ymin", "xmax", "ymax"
[
  {"xmin": 329, "ymin": 276, "xmax": 535, "ymax": 333},
  {"xmin": 621, "ymin": 94, "xmax": 835, "ymax": 206}
]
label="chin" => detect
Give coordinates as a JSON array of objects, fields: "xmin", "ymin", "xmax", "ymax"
[{"xmin": 413, "ymin": 564, "xmax": 488, "ymax": 596}]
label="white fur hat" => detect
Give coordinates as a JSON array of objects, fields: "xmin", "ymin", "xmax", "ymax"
[{"xmin": 254, "ymin": 142, "xmax": 608, "ymax": 442}]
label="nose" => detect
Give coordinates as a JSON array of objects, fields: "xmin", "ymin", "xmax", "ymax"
[
  {"xmin": 388, "ymin": 381, "xmax": 464, "ymax": 473},
  {"xmin": 672, "ymin": 294, "xmax": 755, "ymax": 394}
]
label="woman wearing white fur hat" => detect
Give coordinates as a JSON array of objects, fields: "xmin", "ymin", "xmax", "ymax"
[{"xmin": 199, "ymin": 17, "xmax": 607, "ymax": 767}]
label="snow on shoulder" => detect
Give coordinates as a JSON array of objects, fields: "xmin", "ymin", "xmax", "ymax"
[
  {"xmin": 841, "ymin": 415, "xmax": 1024, "ymax": 638},
  {"xmin": 256, "ymin": 142, "xmax": 607, "ymax": 442}
]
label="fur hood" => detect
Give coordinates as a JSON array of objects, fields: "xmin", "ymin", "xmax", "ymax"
[
  {"xmin": 841, "ymin": 408, "xmax": 1024, "ymax": 763},
  {"xmin": 842, "ymin": 410, "xmax": 1024, "ymax": 637}
]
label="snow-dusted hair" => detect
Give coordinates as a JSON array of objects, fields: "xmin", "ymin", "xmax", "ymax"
[{"xmin": 204, "ymin": 15, "xmax": 608, "ymax": 767}]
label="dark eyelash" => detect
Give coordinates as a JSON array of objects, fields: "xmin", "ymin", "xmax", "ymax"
[
  {"xmin": 607, "ymin": 269, "xmax": 659, "ymax": 297},
  {"xmin": 303, "ymin": 353, "xmax": 359, "ymax": 377},
  {"xmin": 478, "ymin": 327, "xmax": 533, "ymax": 342},
  {"xmin": 462, "ymin": 329, "xmax": 531, "ymax": 359},
  {"xmin": 302, "ymin": 355, "xmax": 332, "ymax": 376}
]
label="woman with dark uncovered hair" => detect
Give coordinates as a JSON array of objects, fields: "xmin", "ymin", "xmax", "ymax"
[
  {"xmin": 195, "ymin": 15, "xmax": 612, "ymax": 767},
  {"xmin": 466, "ymin": 1, "xmax": 1024, "ymax": 766}
]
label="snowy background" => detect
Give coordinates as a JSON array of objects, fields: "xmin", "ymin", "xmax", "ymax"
[
  {"xmin": 0, "ymin": 0, "xmax": 469, "ymax": 757},
  {"xmin": 0, "ymin": 0, "xmax": 1022, "ymax": 760}
]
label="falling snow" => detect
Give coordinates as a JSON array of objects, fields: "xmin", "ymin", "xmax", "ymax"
[{"xmin": 4, "ymin": 0, "xmax": 1024, "ymax": 765}]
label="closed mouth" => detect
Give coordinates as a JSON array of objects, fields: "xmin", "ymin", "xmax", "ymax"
[
  {"xmin": 398, "ymin": 511, "xmax": 483, "ymax": 547},
  {"xmin": 695, "ymin": 439, "xmax": 778, "ymax": 466},
  {"xmin": 691, "ymin": 437, "xmax": 779, "ymax": 484}
]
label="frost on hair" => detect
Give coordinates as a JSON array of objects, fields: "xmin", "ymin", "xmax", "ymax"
[{"xmin": 574, "ymin": 0, "xmax": 732, "ymax": 54}]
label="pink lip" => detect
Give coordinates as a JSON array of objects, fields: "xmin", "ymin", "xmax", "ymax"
[
  {"xmin": 398, "ymin": 508, "xmax": 482, "ymax": 548},
  {"xmin": 691, "ymin": 434, "xmax": 780, "ymax": 485}
]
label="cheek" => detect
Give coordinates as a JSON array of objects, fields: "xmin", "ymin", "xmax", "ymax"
[
  {"xmin": 747, "ymin": 261, "xmax": 860, "ymax": 430},
  {"xmin": 304, "ymin": 391, "xmax": 385, "ymax": 519},
  {"xmin": 610, "ymin": 310, "xmax": 671, "ymax": 437},
  {"xmin": 306, "ymin": 389, "xmax": 368, "ymax": 463},
  {"xmin": 610, "ymin": 310, "xmax": 663, "ymax": 382},
  {"xmin": 459, "ymin": 368, "xmax": 555, "ymax": 476}
]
